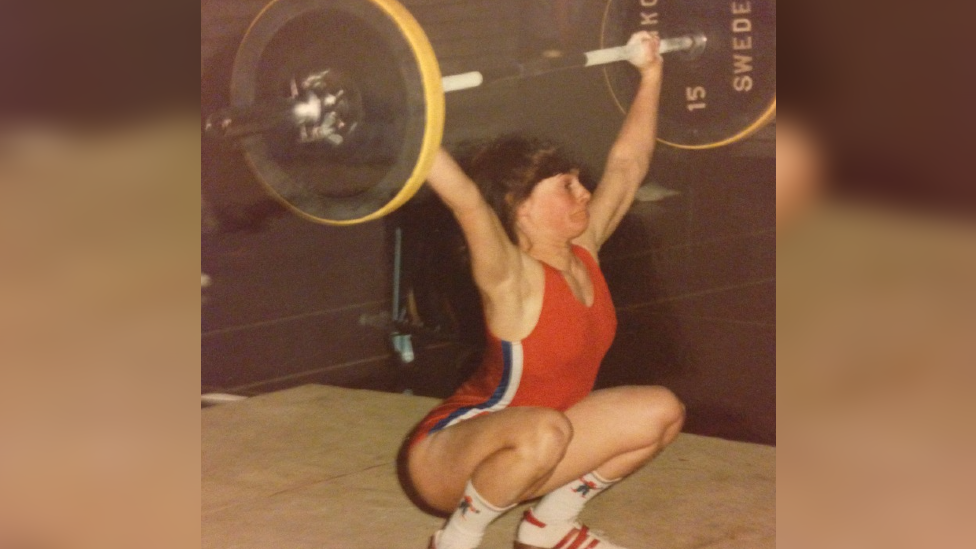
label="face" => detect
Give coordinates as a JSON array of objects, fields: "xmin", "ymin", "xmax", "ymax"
[{"xmin": 515, "ymin": 170, "xmax": 591, "ymax": 239}]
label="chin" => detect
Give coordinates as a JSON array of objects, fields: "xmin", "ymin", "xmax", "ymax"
[
  {"xmin": 570, "ymin": 220, "xmax": 589, "ymax": 239},
  {"xmin": 561, "ymin": 211, "xmax": 589, "ymax": 239}
]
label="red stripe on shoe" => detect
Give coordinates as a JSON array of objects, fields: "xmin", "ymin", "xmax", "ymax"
[
  {"xmin": 584, "ymin": 539, "xmax": 601, "ymax": 549},
  {"xmin": 564, "ymin": 526, "xmax": 591, "ymax": 549},
  {"xmin": 523, "ymin": 509, "xmax": 548, "ymax": 528},
  {"xmin": 553, "ymin": 527, "xmax": 581, "ymax": 549}
]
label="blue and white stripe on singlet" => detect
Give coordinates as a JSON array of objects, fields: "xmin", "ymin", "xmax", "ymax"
[{"xmin": 429, "ymin": 340, "xmax": 524, "ymax": 433}]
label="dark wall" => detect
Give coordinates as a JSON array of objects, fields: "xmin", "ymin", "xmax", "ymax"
[
  {"xmin": 201, "ymin": 0, "xmax": 775, "ymax": 444},
  {"xmin": 597, "ymin": 154, "xmax": 775, "ymax": 445}
]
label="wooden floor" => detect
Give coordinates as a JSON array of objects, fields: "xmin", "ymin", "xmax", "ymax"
[{"xmin": 203, "ymin": 385, "xmax": 774, "ymax": 548}]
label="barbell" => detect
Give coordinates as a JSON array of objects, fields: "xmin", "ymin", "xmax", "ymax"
[{"xmin": 206, "ymin": 0, "xmax": 775, "ymax": 225}]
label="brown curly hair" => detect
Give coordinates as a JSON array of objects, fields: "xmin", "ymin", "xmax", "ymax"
[{"xmin": 453, "ymin": 134, "xmax": 583, "ymax": 243}]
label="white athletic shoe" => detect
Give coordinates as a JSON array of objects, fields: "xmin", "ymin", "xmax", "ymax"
[{"xmin": 514, "ymin": 510, "xmax": 629, "ymax": 549}]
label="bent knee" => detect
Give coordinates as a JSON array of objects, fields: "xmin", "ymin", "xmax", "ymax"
[
  {"xmin": 657, "ymin": 386, "xmax": 686, "ymax": 426},
  {"xmin": 513, "ymin": 408, "xmax": 573, "ymax": 466},
  {"xmin": 637, "ymin": 386, "xmax": 686, "ymax": 431}
]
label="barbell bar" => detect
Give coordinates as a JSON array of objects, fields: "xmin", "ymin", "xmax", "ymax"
[
  {"xmin": 441, "ymin": 34, "xmax": 702, "ymax": 92},
  {"xmin": 207, "ymin": 34, "xmax": 703, "ymax": 140}
]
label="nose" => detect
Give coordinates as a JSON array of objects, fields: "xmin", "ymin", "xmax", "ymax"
[{"xmin": 575, "ymin": 181, "xmax": 591, "ymax": 203}]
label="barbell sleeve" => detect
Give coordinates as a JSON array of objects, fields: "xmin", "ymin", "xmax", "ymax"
[
  {"xmin": 442, "ymin": 72, "xmax": 484, "ymax": 93},
  {"xmin": 441, "ymin": 35, "xmax": 697, "ymax": 93}
]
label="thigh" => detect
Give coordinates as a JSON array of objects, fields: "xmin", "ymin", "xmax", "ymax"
[
  {"xmin": 407, "ymin": 406, "xmax": 567, "ymax": 512},
  {"xmin": 526, "ymin": 385, "xmax": 684, "ymax": 498}
]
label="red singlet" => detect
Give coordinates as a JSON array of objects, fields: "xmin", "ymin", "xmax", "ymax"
[{"xmin": 408, "ymin": 245, "xmax": 617, "ymax": 446}]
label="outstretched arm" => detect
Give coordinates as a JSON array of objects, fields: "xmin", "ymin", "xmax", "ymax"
[
  {"xmin": 425, "ymin": 148, "xmax": 524, "ymax": 293},
  {"xmin": 581, "ymin": 31, "xmax": 663, "ymax": 250}
]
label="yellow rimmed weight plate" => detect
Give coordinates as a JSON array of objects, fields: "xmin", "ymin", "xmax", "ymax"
[
  {"xmin": 600, "ymin": 0, "xmax": 776, "ymax": 149},
  {"xmin": 230, "ymin": 0, "xmax": 444, "ymax": 224}
]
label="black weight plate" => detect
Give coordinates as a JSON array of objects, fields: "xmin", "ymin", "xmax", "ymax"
[
  {"xmin": 601, "ymin": 0, "xmax": 776, "ymax": 149},
  {"xmin": 231, "ymin": 0, "xmax": 444, "ymax": 224}
]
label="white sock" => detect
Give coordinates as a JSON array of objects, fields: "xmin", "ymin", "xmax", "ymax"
[
  {"xmin": 516, "ymin": 471, "xmax": 618, "ymax": 547},
  {"xmin": 437, "ymin": 480, "xmax": 512, "ymax": 549}
]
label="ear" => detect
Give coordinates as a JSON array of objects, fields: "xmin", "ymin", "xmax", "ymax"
[
  {"xmin": 510, "ymin": 193, "xmax": 531, "ymax": 219},
  {"xmin": 504, "ymin": 191, "xmax": 517, "ymax": 208}
]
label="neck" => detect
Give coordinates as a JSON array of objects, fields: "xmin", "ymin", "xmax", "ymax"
[{"xmin": 519, "ymin": 237, "xmax": 576, "ymax": 271}]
